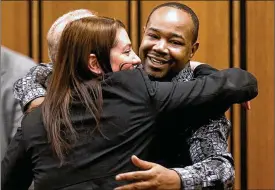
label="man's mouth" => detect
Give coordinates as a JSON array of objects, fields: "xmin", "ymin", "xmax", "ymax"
[{"xmin": 148, "ymin": 56, "xmax": 171, "ymax": 65}]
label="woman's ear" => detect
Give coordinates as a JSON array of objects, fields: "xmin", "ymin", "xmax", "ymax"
[{"xmin": 88, "ymin": 54, "xmax": 102, "ymax": 75}]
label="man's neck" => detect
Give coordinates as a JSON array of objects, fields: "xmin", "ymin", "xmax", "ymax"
[
  {"xmin": 184, "ymin": 61, "xmax": 191, "ymax": 69},
  {"xmin": 162, "ymin": 61, "xmax": 191, "ymax": 81},
  {"xmin": 146, "ymin": 61, "xmax": 191, "ymax": 82}
]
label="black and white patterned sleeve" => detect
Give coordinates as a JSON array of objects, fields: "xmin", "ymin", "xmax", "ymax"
[
  {"xmin": 13, "ymin": 63, "xmax": 53, "ymax": 110},
  {"xmin": 172, "ymin": 117, "xmax": 235, "ymax": 190}
]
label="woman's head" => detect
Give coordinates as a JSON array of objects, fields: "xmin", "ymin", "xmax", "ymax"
[
  {"xmin": 110, "ymin": 26, "xmax": 141, "ymax": 71},
  {"xmin": 43, "ymin": 16, "xmax": 140, "ymax": 164},
  {"xmin": 56, "ymin": 16, "xmax": 140, "ymax": 81}
]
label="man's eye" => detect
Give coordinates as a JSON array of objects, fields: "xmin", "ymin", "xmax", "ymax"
[
  {"xmin": 148, "ymin": 33, "xmax": 158, "ymax": 39},
  {"xmin": 170, "ymin": 41, "xmax": 183, "ymax": 45}
]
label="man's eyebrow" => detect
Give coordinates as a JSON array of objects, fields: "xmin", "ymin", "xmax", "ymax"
[
  {"xmin": 147, "ymin": 27, "xmax": 185, "ymax": 40},
  {"xmin": 147, "ymin": 27, "xmax": 160, "ymax": 33},
  {"xmin": 171, "ymin": 33, "xmax": 184, "ymax": 40}
]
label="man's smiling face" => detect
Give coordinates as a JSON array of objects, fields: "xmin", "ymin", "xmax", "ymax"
[{"xmin": 139, "ymin": 6, "xmax": 198, "ymax": 78}]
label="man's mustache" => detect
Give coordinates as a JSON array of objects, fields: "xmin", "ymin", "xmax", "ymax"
[{"xmin": 147, "ymin": 53, "xmax": 172, "ymax": 64}]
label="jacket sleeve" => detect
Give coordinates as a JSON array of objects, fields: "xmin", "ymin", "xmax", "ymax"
[
  {"xmin": 193, "ymin": 63, "xmax": 219, "ymax": 77},
  {"xmin": 1, "ymin": 127, "xmax": 33, "ymax": 190},
  {"xmin": 172, "ymin": 116, "xmax": 234, "ymax": 189},
  {"xmin": 147, "ymin": 64, "xmax": 258, "ymax": 115},
  {"xmin": 13, "ymin": 63, "xmax": 53, "ymax": 111}
]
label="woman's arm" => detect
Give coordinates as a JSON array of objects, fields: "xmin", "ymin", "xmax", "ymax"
[
  {"xmin": 148, "ymin": 64, "xmax": 258, "ymax": 115},
  {"xmin": 1, "ymin": 127, "xmax": 33, "ymax": 190}
]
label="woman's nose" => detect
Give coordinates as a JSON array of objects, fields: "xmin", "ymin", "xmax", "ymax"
[{"xmin": 132, "ymin": 54, "xmax": 141, "ymax": 65}]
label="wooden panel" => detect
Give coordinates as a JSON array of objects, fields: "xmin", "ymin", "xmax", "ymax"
[
  {"xmin": 41, "ymin": 1, "xmax": 128, "ymax": 63},
  {"xmin": 1, "ymin": 1, "xmax": 29, "ymax": 56},
  {"xmin": 32, "ymin": 1, "xmax": 39, "ymax": 63},
  {"xmin": 130, "ymin": 1, "xmax": 139, "ymax": 53},
  {"xmin": 140, "ymin": 1, "xmax": 229, "ymax": 69},
  {"xmin": 233, "ymin": 104, "xmax": 241, "ymax": 189},
  {"xmin": 232, "ymin": 1, "xmax": 241, "ymax": 189},
  {"xmin": 246, "ymin": 1, "xmax": 274, "ymax": 189}
]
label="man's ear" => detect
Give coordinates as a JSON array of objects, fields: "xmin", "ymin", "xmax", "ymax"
[
  {"xmin": 190, "ymin": 42, "xmax": 199, "ymax": 59},
  {"xmin": 88, "ymin": 54, "xmax": 102, "ymax": 75}
]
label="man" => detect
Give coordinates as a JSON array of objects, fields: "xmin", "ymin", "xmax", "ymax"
[
  {"xmin": 13, "ymin": 4, "xmax": 248, "ymax": 189},
  {"xmin": 1, "ymin": 46, "xmax": 36, "ymax": 159},
  {"xmin": 115, "ymin": 3, "xmax": 239, "ymax": 190}
]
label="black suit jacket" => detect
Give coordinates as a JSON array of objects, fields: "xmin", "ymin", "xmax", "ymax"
[{"xmin": 1, "ymin": 65, "xmax": 258, "ymax": 190}]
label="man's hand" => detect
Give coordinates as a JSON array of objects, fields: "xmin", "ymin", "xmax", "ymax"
[
  {"xmin": 241, "ymin": 101, "xmax": 251, "ymax": 110},
  {"xmin": 26, "ymin": 97, "xmax": 45, "ymax": 112},
  {"xmin": 115, "ymin": 155, "xmax": 181, "ymax": 190}
]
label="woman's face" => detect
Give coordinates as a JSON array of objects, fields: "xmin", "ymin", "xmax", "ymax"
[{"xmin": 110, "ymin": 28, "xmax": 141, "ymax": 71}]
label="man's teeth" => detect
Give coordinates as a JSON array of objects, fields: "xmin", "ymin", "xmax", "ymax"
[{"xmin": 151, "ymin": 57, "xmax": 165, "ymax": 65}]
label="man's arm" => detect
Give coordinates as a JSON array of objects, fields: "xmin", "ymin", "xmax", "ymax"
[
  {"xmin": 114, "ymin": 118, "xmax": 234, "ymax": 190},
  {"xmin": 172, "ymin": 63, "xmax": 234, "ymax": 189},
  {"xmin": 115, "ymin": 155, "xmax": 181, "ymax": 190},
  {"xmin": 173, "ymin": 116, "xmax": 234, "ymax": 189},
  {"xmin": 13, "ymin": 63, "xmax": 53, "ymax": 111}
]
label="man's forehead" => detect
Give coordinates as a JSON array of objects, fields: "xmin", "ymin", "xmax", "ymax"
[
  {"xmin": 148, "ymin": 7, "xmax": 193, "ymax": 28},
  {"xmin": 147, "ymin": 7, "xmax": 193, "ymax": 37}
]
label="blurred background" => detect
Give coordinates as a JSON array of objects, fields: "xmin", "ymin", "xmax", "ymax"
[{"xmin": 2, "ymin": 1, "xmax": 274, "ymax": 189}]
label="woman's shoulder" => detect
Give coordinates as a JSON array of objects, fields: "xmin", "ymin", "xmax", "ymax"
[
  {"xmin": 103, "ymin": 69, "xmax": 155, "ymax": 96},
  {"xmin": 105, "ymin": 69, "xmax": 152, "ymax": 88},
  {"xmin": 107, "ymin": 68, "xmax": 146, "ymax": 80},
  {"xmin": 21, "ymin": 106, "xmax": 46, "ymax": 138},
  {"xmin": 22, "ymin": 106, "xmax": 43, "ymax": 123}
]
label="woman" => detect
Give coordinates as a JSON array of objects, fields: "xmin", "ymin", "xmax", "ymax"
[{"xmin": 2, "ymin": 16, "xmax": 257, "ymax": 190}]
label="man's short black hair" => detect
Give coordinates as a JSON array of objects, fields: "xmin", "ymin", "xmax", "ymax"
[{"xmin": 146, "ymin": 2, "xmax": 199, "ymax": 44}]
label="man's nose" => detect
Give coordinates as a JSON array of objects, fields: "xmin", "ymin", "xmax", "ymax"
[{"xmin": 152, "ymin": 40, "xmax": 168, "ymax": 55}]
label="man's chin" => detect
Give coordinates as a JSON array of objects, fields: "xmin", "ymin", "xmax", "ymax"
[{"xmin": 144, "ymin": 67, "xmax": 166, "ymax": 79}]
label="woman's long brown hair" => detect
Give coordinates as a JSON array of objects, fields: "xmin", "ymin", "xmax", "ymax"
[{"xmin": 42, "ymin": 17, "xmax": 125, "ymax": 164}]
